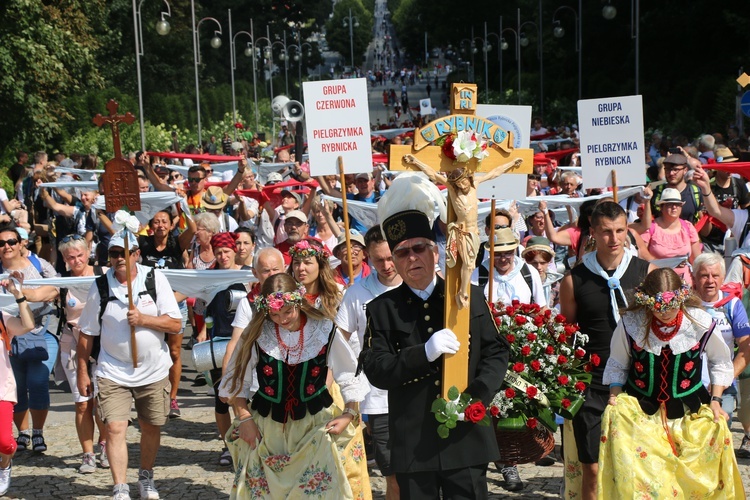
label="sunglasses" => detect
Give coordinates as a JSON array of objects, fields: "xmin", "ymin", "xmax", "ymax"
[
  {"xmin": 108, "ymin": 249, "xmax": 129, "ymax": 259},
  {"xmin": 393, "ymin": 242, "xmax": 435, "ymax": 259},
  {"xmin": 204, "ymin": 169, "xmax": 213, "ymax": 174},
  {"xmin": 0, "ymin": 239, "xmax": 19, "ymax": 248},
  {"xmin": 188, "ymin": 177, "xmax": 205, "ymax": 183},
  {"xmin": 60, "ymin": 234, "xmax": 85, "ymax": 243},
  {"xmin": 494, "ymin": 224, "xmax": 509, "ymax": 230}
]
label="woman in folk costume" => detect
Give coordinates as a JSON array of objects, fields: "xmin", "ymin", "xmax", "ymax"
[
  {"xmin": 287, "ymin": 237, "xmax": 372, "ymax": 499},
  {"xmin": 600, "ymin": 268, "xmax": 743, "ymax": 499},
  {"xmin": 221, "ymin": 273, "xmax": 368, "ymax": 499}
]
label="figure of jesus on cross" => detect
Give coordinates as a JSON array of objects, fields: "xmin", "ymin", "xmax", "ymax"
[{"xmin": 404, "ymin": 154, "xmax": 523, "ymax": 309}]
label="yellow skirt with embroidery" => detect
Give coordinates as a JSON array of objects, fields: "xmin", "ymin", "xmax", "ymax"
[
  {"xmin": 562, "ymin": 419, "xmax": 584, "ymax": 499},
  {"xmin": 226, "ymin": 404, "xmax": 355, "ymax": 499},
  {"xmin": 597, "ymin": 394, "xmax": 745, "ymax": 499},
  {"xmin": 329, "ymin": 382, "xmax": 372, "ymax": 500}
]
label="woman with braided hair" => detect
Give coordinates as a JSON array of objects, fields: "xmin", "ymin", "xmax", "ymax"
[
  {"xmin": 220, "ymin": 273, "xmax": 368, "ymax": 499},
  {"xmin": 287, "ymin": 237, "xmax": 372, "ymax": 498},
  {"xmin": 599, "ymin": 268, "xmax": 743, "ymax": 498}
]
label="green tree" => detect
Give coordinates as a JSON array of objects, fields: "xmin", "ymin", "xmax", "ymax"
[
  {"xmin": 325, "ymin": 0, "xmax": 374, "ymax": 70},
  {"xmin": 0, "ymin": 0, "xmax": 105, "ymax": 150}
]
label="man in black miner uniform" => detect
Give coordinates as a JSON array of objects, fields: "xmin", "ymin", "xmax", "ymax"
[
  {"xmin": 559, "ymin": 202, "xmax": 654, "ymax": 500},
  {"xmin": 362, "ymin": 208, "xmax": 508, "ymax": 499}
]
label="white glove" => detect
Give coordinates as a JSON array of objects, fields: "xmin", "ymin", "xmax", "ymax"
[{"xmin": 424, "ymin": 328, "xmax": 460, "ymax": 362}]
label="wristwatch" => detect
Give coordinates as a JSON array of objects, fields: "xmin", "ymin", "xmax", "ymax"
[
  {"xmin": 711, "ymin": 396, "xmax": 723, "ymax": 403},
  {"xmin": 342, "ymin": 407, "xmax": 360, "ymax": 422}
]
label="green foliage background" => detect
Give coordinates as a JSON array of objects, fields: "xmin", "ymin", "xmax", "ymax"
[{"xmin": 1, "ymin": 0, "xmax": 749, "ymax": 174}]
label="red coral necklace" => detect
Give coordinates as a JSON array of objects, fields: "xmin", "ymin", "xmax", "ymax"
[
  {"xmin": 275, "ymin": 314, "xmax": 307, "ymax": 363},
  {"xmin": 651, "ymin": 310, "xmax": 683, "ymax": 342}
]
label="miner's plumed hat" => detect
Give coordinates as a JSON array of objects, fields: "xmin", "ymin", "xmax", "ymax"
[
  {"xmin": 381, "ymin": 210, "xmax": 435, "ymax": 250},
  {"xmin": 377, "ymin": 172, "xmax": 447, "ymax": 250}
]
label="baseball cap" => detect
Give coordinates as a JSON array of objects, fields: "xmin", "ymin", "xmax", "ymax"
[
  {"xmin": 281, "ymin": 190, "xmax": 302, "ymax": 205},
  {"xmin": 266, "ymin": 172, "xmax": 283, "ymax": 184},
  {"xmin": 284, "ymin": 210, "xmax": 308, "ymax": 224}
]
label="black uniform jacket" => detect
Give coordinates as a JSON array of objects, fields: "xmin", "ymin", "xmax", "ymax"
[{"xmin": 362, "ymin": 277, "xmax": 509, "ymax": 473}]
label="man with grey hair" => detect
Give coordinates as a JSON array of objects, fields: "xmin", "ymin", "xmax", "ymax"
[
  {"xmin": 697, "ymin": 134, "xmax": 716, "ymax": 164},
  {"xmin": 221, "ymin": 246, "xmax": 285, "ymax": 377},
  {"xmin": 692, "ymin": 252, "xmax": 750, "ymax": 456}
]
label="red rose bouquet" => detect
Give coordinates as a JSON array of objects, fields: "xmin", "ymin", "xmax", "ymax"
[
  {"xmin": 431, "ymin": 386, "xmax": 491, "ymax": 438},
  {"xmin": 489, "ymin": 301, "xmax": 593, "ymax": 432}
]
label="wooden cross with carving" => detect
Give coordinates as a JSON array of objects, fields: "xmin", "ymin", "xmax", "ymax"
[
  {"xmin": 93, "ymin": 99, "xmax": 141, "ymax": 368},
  {"xmin": 389, "ymin": 83, "xmax": 533, "ymax": 397},
  {"xmin": 93, "ymin": 99, "xmax": 141, "ymax": 213}
]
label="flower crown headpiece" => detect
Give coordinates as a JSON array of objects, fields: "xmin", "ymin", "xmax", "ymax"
[
  {"xmin": 289, "ymin": 240, "xmax": 330, "ymax": 260},
  {"xmin": 255, "ymin": 284, "xmax": 306, "ymax": 313},
  {"xmin": 633, "ymin": 282, "xmax": 691, "ymax": 312}
]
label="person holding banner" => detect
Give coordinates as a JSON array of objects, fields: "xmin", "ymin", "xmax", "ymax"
[
  {"xmin": 0, "ymin": 271, "xmax": 35, "ymax": 497},
  {"xmin": 287, "ymin": 237, "xmax": 372, "ymax": 499},
  {"xmin": 221, "ymin": 273, "xmax": 368, "ymax": 500},
  {"xmin": 637, "ymin": 188, "xmax": 701, "ymax": 285},
  {"xmin": 0, "ymin": 224, "xmax": 57, "ymax": 456},
  {"xmin": 20, "ymin": 236, "xmax": 110, "ymax": 473},
  {"xmin": 558, "ymin": 202, "xmax": 653, "ymax": 500},
  {"xmin": 76, "ymin": 232, "xmax": 182, "ymax": 500}
]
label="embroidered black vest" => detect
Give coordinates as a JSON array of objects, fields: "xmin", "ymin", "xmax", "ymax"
[
  {"xmin": 251, "ymin": 343, "xmax": 333, "ymax": 424},
  {"xmin": 625, "ymin": 330, "xmax": 711, "ymax": 419}
]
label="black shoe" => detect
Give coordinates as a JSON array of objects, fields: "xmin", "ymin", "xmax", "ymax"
[
  {"xmin": 499, "ymin": 464, "xmax": 524, "ymax": 492},
  {"xmin": 194, "ymin": 373, "xmax": 207, "ymax": 387},
  {"xmin": 535, "ymin": 455, "xmax": 555, "ymax": 466},
  {"xmin": 738, "ymin": 436, "xmax": 750, "ymax": 458}
]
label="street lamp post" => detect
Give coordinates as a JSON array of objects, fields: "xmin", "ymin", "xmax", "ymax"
[
  {"xmin": 500, "ymin": 16, "xmax": 521, "ymax": 104},
  {"xmin": 601, "ymin": 0, "xmax": 639, "ymax": 95},
  {"xmin": 248, "ymin": 19, "xmax": 260, "ymax": 134},
  {"xmin": 228, "ymin": 9, "xmax": 254, "ymax": 140},
  {"xmin": 280, "ymin": 32, "xmax": 290, "ymax": 97},
  {"xmin": 343, "ymin": 9, "xmax": 359, "ymax": 71},
  {"xmin": 476, "ymin": 25, "xmax": 493, "ymax": 102},
  {"xmin": 552, "ymin": 1, "xmax": 582, "ymax": 100},
  {"xmin": 191, "ymin": 0, "xmax": 222, "ymax": 147},
  {"xmin": 290, "ymin": 37, "xmax": 313, "ymax": 101},
  {"xmin": 519, "ymin": 14, "xmax": 542, "ymax": 113},
  {"xmin": 133, "ymin": 0, "xmax": 171, "ymax": 151}
]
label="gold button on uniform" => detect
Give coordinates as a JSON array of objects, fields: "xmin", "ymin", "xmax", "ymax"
[
  {"xmin": 434, "ymin": 380, "xmax": 440, "ymax": 386},
  {"xmin": 424, "ymin": 315, "xmax": 430, "ymax": 321},
  {"xmin": 423, "ymin": 303, "xmax": 429, "ymax": 309},
  {"xmin": 427, "ymin": 328, "xmax": 434, "ymax": 333}
]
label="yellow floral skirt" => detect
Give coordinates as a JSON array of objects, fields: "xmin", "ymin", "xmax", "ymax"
[
  {"xmin": 329, "ymin": 382, "xmax": 372, "ymax": 500},
  {"xmin": 597, "ymin": 394, "xmax": 745, "ymax": 499},
  {"xmin": 562, "ymin": 419, "xmax": 584, "ymax": 499},
  {"xmin": 226, "ymin": 404, "xmax": 356, "ymax": 499}
]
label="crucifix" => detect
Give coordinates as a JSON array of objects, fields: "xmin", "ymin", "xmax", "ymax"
[
  {"xmin": 389, "ymin": 83, "xmax": 533, "ymax": 396},
  {"xmin": 93, "ymin": 99, "xmax": 141, "ymax": 368}
]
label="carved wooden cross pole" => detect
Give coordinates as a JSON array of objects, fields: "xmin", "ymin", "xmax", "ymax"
[
  {"xmin": 389, "ymin": 83, "xmax": 533, "ymax": 397},
  {"xmin": 93, "ymin": 99, "xmax": 141, "ymax": 368}
]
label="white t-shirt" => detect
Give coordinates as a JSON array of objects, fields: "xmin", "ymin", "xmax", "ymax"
[
  {"xmin": 231, "ymin": 297, "xmax": 253, "ymax": 330},
  {"xmin": 78, "ymin": 267, "xmax": 181, "ymax": 387},
  {"xmin": 335, "ymin": 272, "xmax": 399, "ymax": 414},
  {"xmin": 470, "ymin": 258, "xmax": 547, "ymax": 307}
]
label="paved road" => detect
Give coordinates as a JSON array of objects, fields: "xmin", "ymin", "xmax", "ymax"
[{"xmin": 5, "ymin": 338, "xmax": 750, "ymax": 499}]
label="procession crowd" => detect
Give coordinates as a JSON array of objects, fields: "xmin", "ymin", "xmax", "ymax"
[{"xmin": 1, "ymin": 120, "xmax": 750, "ymax": 499}]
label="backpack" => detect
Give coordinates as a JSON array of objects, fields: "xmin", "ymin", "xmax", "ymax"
[
  {"xmin": 90, "ymin": 268, "xmax": 158, "ymax": 359},
  {"xmin": 0, "ymin": 253, "xmax": 43, "ymax": 275},
  {"xmin": 478, "ymin": 262, "xmax": 536, "ymax": 304}
]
